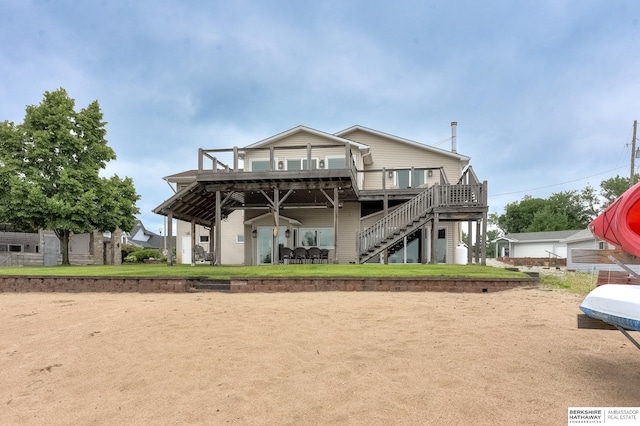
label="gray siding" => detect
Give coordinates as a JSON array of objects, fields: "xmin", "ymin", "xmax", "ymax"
[{"xmin": 339, "ymin": 129, "xmax": 467, "ymax": 189}]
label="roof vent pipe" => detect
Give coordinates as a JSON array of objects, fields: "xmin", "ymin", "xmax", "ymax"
[{"xmin": 451, "ymin": 121, "xmax": 457, "ymax": 153}]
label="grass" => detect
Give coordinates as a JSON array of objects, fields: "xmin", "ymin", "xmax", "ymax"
[
  {"xmin": 0, "ymin": 263, "xmax": 600, "ymax": 296},
  {"xmin": 539, "ymin": 271, "xmax": 599, "ymax": 296},
  {"xmin": 0, "ymin": 263, "xmax": 528, "ymax": 280}
]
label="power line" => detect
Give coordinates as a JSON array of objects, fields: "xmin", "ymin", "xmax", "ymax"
[{"xmin": 489, "ymin": 166, "xmax": 627, "ymax": 198}]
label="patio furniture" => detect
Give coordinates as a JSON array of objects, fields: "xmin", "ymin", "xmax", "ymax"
[
  {"xmin": 279, "ymin": 247, "xmax": 292, "ymax": 264},
  {"xmin": 319, "ymin": 249, "xmax": 329, "ymax": 264},
  {"xmin": 293, "ymin": 247, "xmax": 308, "ymax": 264},
  {"xmin": 307, "ymin": 247, "xmax": 321, "ymax": 263}
]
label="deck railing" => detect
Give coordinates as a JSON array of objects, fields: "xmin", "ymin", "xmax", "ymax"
[
  {"xmin": 357, "ymin": 182, "xmax": 486, "ymax": 255},
  {"xmin": 198, "ymin": 143, "xmax": 356, "ymax": 173}
]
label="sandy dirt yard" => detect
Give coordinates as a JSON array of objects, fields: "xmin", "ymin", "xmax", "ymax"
[{"xmin": 1, "ymin": 287, "xmax": 639, "ymax": 425}]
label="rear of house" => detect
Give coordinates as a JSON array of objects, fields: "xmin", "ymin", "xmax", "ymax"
[{"xmin": 155, "ymin": 124, "xmax": 488, "ymax": 266}]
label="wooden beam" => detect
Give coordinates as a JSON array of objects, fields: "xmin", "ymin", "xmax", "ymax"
[
  {"xmin": 577, "ymin": 314, "xmax": 618, "ymax": 330},
  {"xmin": 166, "ymin": 210, "xmax": 173, "ymax": 266},
  {"xmin": 190, "ymin": 220, "xmax": 196, "ymax": 267},
  {"xmin": 571, "ymin": 249, "xmax": 640, "ymax": 264},
  {"xmin": 334, "ymin": 187, "xmax": 339, "ymax": 264},
  {"xmin": 215, "ymin": 191, "xmax": 222, "ymax": 266}
]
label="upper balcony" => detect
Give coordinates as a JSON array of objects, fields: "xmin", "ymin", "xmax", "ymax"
[{"xmin": 195, "ymin": 142, "xmax": 472, "ymax": 201}]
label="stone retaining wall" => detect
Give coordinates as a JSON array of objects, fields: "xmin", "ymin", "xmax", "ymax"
[
  {"xmin": 230, "ymin": 276, "xmax": 537, "ymax": 293},
  {"xmin": 0, "ymin": 276, "xmax": 188, "ymax": 293},
  {"xmin": 0, "ymin": 275, "xmax": 538, "ymax": 293}
]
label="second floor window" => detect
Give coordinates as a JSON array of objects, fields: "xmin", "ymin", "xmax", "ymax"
[
  {"xmin": 251, "ymin": 160, "xmax": 271, "ymax": 171},
  {"xmin": 396, "ymin": 169, "xmax": 426, "ymax": 188},
  {"xmin": 327, "ymin": 157, "xmax": 346, "ymax": 169},
  {"xmin": 286, "ymin": 158, "xmax": 317, "ymax": 170}
]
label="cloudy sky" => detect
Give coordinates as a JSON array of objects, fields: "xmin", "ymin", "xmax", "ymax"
[{"xmin": 2, "ymin": 0, "xmax": 639, "ymax": 234}]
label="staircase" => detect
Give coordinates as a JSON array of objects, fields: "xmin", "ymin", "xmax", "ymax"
[
  {"xmin": 357, "ymin": 186, "xmax": 436, "ymax": 263},
  {"xmin": 357, "ymin": 168, "xmax": 486, "ymax": 264}
]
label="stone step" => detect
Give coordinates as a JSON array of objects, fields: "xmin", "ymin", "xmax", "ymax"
[{"xmin": 189, "ymin": 279, "xmax": 231, "ymax": 292}]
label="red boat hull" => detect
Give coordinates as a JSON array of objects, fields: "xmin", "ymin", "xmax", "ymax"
[{"xmin": 590, "ymin": 182, "xmax": 640, "ymax": 257}]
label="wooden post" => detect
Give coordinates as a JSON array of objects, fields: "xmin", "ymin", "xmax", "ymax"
[
  {"xmin": 190, "ymin": 220, "xmax": 196, "ymax": 267},
  {"xmin": 233, "ymin": 146, "xmax": 239, "ymax": 172},
  {"xmin": 270, "ymin": 147, "xmax": 275, "ymax": 170},
  {"xmin": 215, "ymin": 191, "xmax": 222, "ymax": 266},
  {"xmin": 467, "ymin": 220, "xmax": 473, "ymax": 264},
  {"xmin": 431, "ymin": 213, "xmax": 439, "ymax": 264},
  {"xmin": 344, "ymin": 142, "xmax": 350, "ymax": 168},
  {"xmin": 209, "ymin": 222, "xmax": 215, "ymax": 266},
  {"xmin": 334, "ymin": 187, "xmax": 339, "ymax": 263},
  {"xmin": 167, "ymin": 210, "xmax": 173, "ymax": 266},
  {"xmin": 273, "ymin": 189, "xmax": 279, "ymax": 265},
  {"xmin": 632, "ymin": 120, "xmax": 638, "ymax": 185},
  {"xmin": 475, "ymin": 220, "xmax": 481, "ymax": 264}
]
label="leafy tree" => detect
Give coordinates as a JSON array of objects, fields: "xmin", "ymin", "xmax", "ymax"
[
  {"xmin": 527, "ymin": 205, "xmax": 569, "ymax": 232},
  {"xmin": 0, "ymin": 88, "xmax": 139, "ymax": 264},
  {"xmin": 599, "ymin": 175, "xmax": 638, "ymax": 207},
  {"xmin": 497, "ymin": 196, "xmax": 547, "ymax": 233},
  {"xmin": 463, "ymin": 229, "xmax": 500, "ymax": 258}
]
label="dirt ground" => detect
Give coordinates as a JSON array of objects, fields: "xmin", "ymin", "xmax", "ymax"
[{"xmin": 1, "ymin": 287, "xmax": 639, "ymax": 425}]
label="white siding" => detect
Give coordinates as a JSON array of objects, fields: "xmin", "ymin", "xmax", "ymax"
[
  {"xmin": 175, "ymin": 210, "xmax": 244, "ymax": 264},
  {"xmin": 243, "ymin": 132, "xmax": 362, "ymax": 173}
]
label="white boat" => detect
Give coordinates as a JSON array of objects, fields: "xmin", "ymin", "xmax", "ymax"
[{"xmin": 580, "ymin": 284, "xmax": 640, "ymax": 332}]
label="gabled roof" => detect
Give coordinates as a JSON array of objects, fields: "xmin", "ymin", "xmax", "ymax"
[
  {"xmin": 163, "ymin": 169, "xmax": 197, "ymax": 183},
  {"xmin": 128, "ymin": 220, "xmax": 171, "ymax": 249},
  {"xmin": 243, "ymin": 125, "xmax": 370, "ymax": 151},
  {"xmin": 335, "ymin": 125, "xmax": 470, "ymax": 161},
  {"xmin": 561, "ymin": 228, "xmax": 596, "ymax": 243},
  {"xmin": 498, "ymin": 230, "xmax": 583, "ymax": 243}
]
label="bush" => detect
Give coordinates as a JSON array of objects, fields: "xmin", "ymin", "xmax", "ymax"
[{"xmin": 122, "ymin": 247, "xmax": 164, "ymax": 263}]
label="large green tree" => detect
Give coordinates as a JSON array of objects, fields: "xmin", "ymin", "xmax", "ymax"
[
  {"xmin": 496, "ymin": 188, "xmax": 598, "ymax": 234},
  {"xmin": 0, "ymin": 88, "xmax": 139, "ymax": 264},
  {"xmin": 600, "ymin": 175, "xmax": 639, "ymax": 207}
]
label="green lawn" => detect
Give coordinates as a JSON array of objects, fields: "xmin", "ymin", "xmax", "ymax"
[{"xmin": 0, "ymin": 263, "xmax": 528, "ymax": 280}]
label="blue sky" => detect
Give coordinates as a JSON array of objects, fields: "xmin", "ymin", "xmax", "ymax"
[{"xmin": 2, "ymin": 0, "xmax": 639, "ymax": 234}]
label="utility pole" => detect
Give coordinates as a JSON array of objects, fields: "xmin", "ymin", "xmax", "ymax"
[{"xmin": 632, "ymin": 120, "xmax": 638, "ymax": 186}]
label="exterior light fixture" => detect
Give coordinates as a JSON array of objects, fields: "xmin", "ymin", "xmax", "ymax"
[
  {"xmin": 285, "ymin": 229, "xmax": 290, "ymax": 238},
  {"xmin": 319, "ymin": 159, "xmax": 325, "ymax": 168},
  {"xmin": 252, "ymin": 229, "xmax": 257, "ymax": 238}
]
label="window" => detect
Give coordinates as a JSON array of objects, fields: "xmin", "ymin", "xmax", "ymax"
[
  {"xmin": 199, "ymin": 236, "xmax": 209, "ymax": 243},
  {"xmin": 302, "ymin": 159, "xmax": 317, "ymax": 170},
  {"xmin": 287, "ymin": 159, "xmax": 301, "ymax": 170},
  {"xmin": 299, "ymin": 228, "xmax": 334, "ymax": 248},
  {"xmin": 327, "ymin": 157, "xmax": 346, "ymax": 169},
  {"xmin": 251, "ymin": 160, "xmax": 271, "ymax": 172},
  {"xmin": 9, "ymin": 244, "xmax": 22, "ymax": 252},
  {"xmin": 395, "ymin": 169, "xmax": 425, "ymax": 188},
  {"xmin": 236, "ymin": 234, "xmax": 244, "ymax": 244}
]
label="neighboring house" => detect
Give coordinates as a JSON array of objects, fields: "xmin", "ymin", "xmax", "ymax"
[
  {"xmin": 154, "ymin": 123, "xmax": 489, "ymax": 265},
  {"xmin": 563, "ymin": 228, "xmax": 630, "ymax": 273},
  {"xmin": 496, "ymin": 228, "xmax": 636, "ymax": 274},
  {"xmin": 122, "ymin": 220, "xmax": 176, "ymax": 251},
  {"xmin": 495, "ymin": 230, "xmax": 582, "ymax": 259},
  {"xmin": 0, "ymin": 226, "xmax": 122, "ymax": 266}
]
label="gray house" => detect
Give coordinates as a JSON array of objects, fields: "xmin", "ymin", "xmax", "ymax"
[
  {"xmin": 154, "ymin": 123, "xmax": 489, "ymax": 266},
  {"xmin": 495, "ymin": 230, "xmax": 583, "ymax": 259}
]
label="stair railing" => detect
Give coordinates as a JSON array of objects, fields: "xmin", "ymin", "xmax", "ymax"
[{"xmin": 358, "ymin": 185, "xmax": 437, "ymax": 255}]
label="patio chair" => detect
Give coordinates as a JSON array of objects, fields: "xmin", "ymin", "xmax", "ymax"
[
  {"xmin": 279, "ymin": 247, "xmax": 292, "ymax": 264},
  {"xmin": 293, "ymin": 247, "xmax": 308, "ymax": 264},
  {"xmin": 307, "ymin": 247, "xmax": 321, "ymax": 264},
  {"xmin": 319, "ymin": 249, "xmax": 329, "ymax": 264}
]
